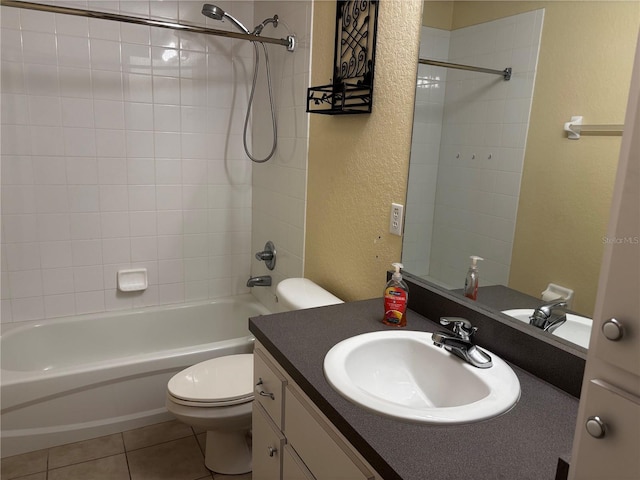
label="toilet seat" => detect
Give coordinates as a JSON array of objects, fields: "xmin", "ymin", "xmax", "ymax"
[
  {"xmin": 168, "ymin": 354, "xmax": 254, "ymax": 407},
  {"xmin": 167, "ymin": 393, "xmax": 253, "ymax": 408}
]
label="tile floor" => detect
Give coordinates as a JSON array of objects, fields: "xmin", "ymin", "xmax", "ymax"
[{"xmin": 0, "ymin": 420, "xmax": 252, "ymax": 480}]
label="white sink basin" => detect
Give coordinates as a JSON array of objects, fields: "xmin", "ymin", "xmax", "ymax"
[
  {"xmin": 323, "ymin": 331, "xmax": 520, "ymax": 424},
  {"xmin": 502, "ymin": 309, "xmax": 592, "ymax": 348}
]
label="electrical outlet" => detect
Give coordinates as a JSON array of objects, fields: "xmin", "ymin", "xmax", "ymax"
[{"xmin": 389, "ymin": 203, "xmax": 404, "ymax": 236}]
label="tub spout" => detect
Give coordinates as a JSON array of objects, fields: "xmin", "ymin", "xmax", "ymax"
[{"xmin": 247, "ymin": 275, "xmax": 272, "ymax": 287}]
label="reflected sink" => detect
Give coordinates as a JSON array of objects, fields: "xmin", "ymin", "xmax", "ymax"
[
  {"xmin": 502, "ymin": 309, "xmax": 592, "ymax": 348},
  {"xmin": 323, "ymin": 331, "xmax": 520, "ymax": 424}
]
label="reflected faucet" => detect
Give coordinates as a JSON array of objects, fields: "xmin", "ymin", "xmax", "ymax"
[
  {"xmin": 432, "ymin": 317, "xmax": 493, "ymax": 369},
  {"xmin": 247, "ymin": 275, "xmax": 272, "ymax": 287},
  {"xmin": 529, "ymin": 300, "xmax": 568, "ymax": 333}
]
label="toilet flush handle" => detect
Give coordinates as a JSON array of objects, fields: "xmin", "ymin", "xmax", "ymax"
[{"xmin": 256, "ymin": 378, "xmax": 275, "ymax": 400}]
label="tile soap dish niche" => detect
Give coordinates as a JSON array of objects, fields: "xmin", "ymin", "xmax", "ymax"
[{"xmin": 117, "ymin": 268, "xmax": 148, "ymax": 292}]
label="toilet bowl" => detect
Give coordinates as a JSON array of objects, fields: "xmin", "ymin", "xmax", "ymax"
[
  {"xmin": 165, "ymin": 354, "xmax": 254, "ymax": 474},
  {"xmin": 165, "ymin": 278, "xmax": 342, "ymax": 474}
]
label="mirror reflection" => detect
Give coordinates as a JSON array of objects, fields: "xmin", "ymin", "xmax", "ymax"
[{"xmin": 402, "ymin": 1, "xmax": 639, "ymax": 348}]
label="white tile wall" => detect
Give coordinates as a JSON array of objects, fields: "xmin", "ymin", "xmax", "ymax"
[
  {"xmin": 403, "ymin": 27, "xmax": 450, "ymax": 277},
  {"xmin": 249, "ymin": 0, "xmax": 311, "ymax": 312},
  {"xmin": 1, "ymin": 0, "xmax": 309, "ymax": 325},
  {"xmin": 403, "ymin": 11, "xmax": 543, "ymax": 288}
]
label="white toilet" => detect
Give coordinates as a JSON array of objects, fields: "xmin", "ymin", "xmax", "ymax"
[
  {"xmin": 165, "ymin": 278, "xmax": 342, "ymax": 474},
  {"xmin": 275, "ymin": 277, "xmax": 343, "ymax": 312}
]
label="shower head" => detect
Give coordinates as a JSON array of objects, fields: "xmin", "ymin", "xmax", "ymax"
[
  {"xmin": 201, "ymin": 3, "xmax": 250, "ymax": 34},
  {"xmin": 201, "ymin": 3, "xmax": 224, "ymax": 20}
]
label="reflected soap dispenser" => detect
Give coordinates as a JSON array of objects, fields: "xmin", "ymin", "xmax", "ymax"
[
  {"xmin": 463, "ymin": 256, "xmax": 483, "ymax": 301},
  {"xmin": 382, "ymin": 263, "xmax": 409, "ymax": 327}
]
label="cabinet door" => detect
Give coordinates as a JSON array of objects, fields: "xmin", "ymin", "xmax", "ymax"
[
  {"xmin": 284, "ymin": 385, "xmax": 374, "ymax": 480},
  {"xmin": 570, "ymin": 380, "xmax": 640, "ymax": 479},
  {"xmin": 570, "ymin": 34, "xmax": 640, "ymax": 480},
  {"xmin": 253, "ymin": 402, "xmax": 286, "ymax": 480},
  {"xmin": 254, "ymin": 347, "xmax": 287, "ymax": 429},
  {"xmin": 283, "ymin": 445, "xmax": 316, "ymax": 480}
]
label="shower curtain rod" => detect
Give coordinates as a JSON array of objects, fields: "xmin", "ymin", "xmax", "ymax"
[
  {"xmin": 420, "ymin": 58, "xmax": 511, "ymax": 81},
  {"xmin": 0, "ymin": 0, "xmax": 296, "ymax": 51}
]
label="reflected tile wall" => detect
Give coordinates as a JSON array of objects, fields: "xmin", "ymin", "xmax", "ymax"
[
  {"xmin": 431, "ymin": 10, "xmax": 544, "ymax": 288},
  {"xmin": 403, "ymin": 11, "xmax": 544, "ymax": 289},
  {"xmin": 403, "ymin": 26, "xmax": 451, "ymax": 278},
  {"xmin": 0, "ymin": 0, "xmax": 261, "ymax": 325}
]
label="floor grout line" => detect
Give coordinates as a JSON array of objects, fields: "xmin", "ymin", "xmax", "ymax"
[{"xmin": 3, "ymin": 420, "xmax": 249, "ymax": 480}]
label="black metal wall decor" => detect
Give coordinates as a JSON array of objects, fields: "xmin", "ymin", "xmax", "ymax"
[{"xmin": 307, "ymin": 0, "xmax": 379, "ymax": 115}]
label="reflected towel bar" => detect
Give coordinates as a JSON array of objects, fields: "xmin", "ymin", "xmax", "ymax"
[
  {"xmin": 0, "ymin": 0, "xmax": 296, "ymax": 51},
  {"xmin": 563, "ymin": 116, "xmax": 624, "ymax": 139},
  {"xmin": 419, "ymin": 58, "xmax": 512, "ymax": 81}
]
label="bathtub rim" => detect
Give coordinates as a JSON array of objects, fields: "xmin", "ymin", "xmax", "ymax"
[
  {"xmin": 1, "ymin": 293, "xmax": 269, "ymax": 338},
  {"xmin": 1, "ymin": 294, "xmax": 269, "ymax": 410}
]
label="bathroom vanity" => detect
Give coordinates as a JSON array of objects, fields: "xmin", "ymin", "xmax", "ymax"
[
  {"xmin": 252, "ymin": 342, "xmax": 379, "ymax": 479},
  {"xmin": 249, "ymin": 297, "xmax": 580, "ymax": 480}
]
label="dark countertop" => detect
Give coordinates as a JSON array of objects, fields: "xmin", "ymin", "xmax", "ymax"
[
  {"xmin": 470, "ymin": 284, "xmax": 545, "ymax": 311},
  {"xmin": 249, "ymin": 298, "xmax": 579, "ymax": 480}
]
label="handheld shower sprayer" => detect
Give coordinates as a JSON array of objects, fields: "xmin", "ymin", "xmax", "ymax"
[
  {"xmin": 201, "ymin": 4, "xmax": 250, "ymax": 34},
  {"xmin": 200, "ymin": 3, "xmax": 282, "ymax": 163}
]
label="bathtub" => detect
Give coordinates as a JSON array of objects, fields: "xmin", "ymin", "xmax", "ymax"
[{"xmin": 0, "ymin": 294, "xmax": 270, "ymax": 458}]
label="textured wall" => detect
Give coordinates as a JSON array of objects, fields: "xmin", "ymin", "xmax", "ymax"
[
  {"xmin": 422, "ymin": 1, "xmax": 453, "ymax": 30},
  {"xmin": 305, "ymin": 0, "xmax": 423, "ymax": 301}
]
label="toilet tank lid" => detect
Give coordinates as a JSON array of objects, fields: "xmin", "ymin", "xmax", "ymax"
[{"xmin": 276, "ymin": 278, "xmax": 343, "ymax": 310}]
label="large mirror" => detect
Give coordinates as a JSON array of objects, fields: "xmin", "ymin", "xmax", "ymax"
[{"xmin": 402, "ymin": 1, "xmax": 639, "ymax": 349}]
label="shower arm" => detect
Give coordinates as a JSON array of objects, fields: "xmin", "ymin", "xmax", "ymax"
[
  {"xmin": 252, "ymin": 16, "xmax": 279, "ymax": 36},
  {"xmin": 0, "ymin": 0, "xmax": 296, "ymax": 52}
]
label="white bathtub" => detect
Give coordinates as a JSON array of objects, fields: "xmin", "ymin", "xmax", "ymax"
[{"xmin": 0, "ymin": 294, "xmax": 269, "ymax": 457}]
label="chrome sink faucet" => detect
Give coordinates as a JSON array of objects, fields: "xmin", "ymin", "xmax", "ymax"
[
  {"xmin": 529, "ymin": 300, "xmax": 568, "ymax": 333},
  {"xmin": 432, "ymin": 317, "xmax": 493, "ymax": 369}
]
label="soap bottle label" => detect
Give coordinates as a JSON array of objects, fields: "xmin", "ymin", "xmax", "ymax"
[{"xmin": 383, "ymin": 287, "xmax": 407, "ymax": 327}]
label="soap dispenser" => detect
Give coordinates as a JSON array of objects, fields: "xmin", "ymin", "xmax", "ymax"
[
  {"xmin": 463, "ymin": 256, "xmax": 483, "ymax": 301},
  {"xmin": 382, "ymin": 263, "xmax": 409, "ymax": 327}
]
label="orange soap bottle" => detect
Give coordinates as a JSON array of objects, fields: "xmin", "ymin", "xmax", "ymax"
[{"xmin": 382, "ymin": 263, "xmax": 409, "ymax": 327}]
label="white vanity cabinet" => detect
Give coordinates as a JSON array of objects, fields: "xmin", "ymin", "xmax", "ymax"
[
  {"xmin": 252, "ymin": 343, "xmax": 383, "ymax": 480},
  {"xmin": 253, "ymin": 402, "xmax": 286, "ymax": 478},
  {"xmin": 569, "ymin": 35, "xmax": 640, "ymax": 480},
  {"xmin": 283, "ymin": 445, "xmax": 315, "ymax": 480}
]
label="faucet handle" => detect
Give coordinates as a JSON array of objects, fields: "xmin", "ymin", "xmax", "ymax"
[
  {"xmin": 255, "ymin": 251, "xmax": 274, "ymax": 261},
  {"xmin": 254, "ymin": 241, "xmax": 276, "ymax": 270},
  {"xmin": 540, "ymin": 300, "xmax": 567, "ymax": 314},
  {"xmin": 440, "ymin": 317, "xmax": 477, "ymax": 340}
]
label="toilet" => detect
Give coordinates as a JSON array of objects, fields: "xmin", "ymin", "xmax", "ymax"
[
  {"xmin": 165, "ymin": 278, "xmax": 342, "ymax": 474},
  {"xmin": 275, "ymin": 277, "xmax": 343, "ymax": 312}
]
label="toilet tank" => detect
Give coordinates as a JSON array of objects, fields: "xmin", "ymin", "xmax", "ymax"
[{"xmin": 276, "ymin": 278, "xmax": 343, "ymax": 311}]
